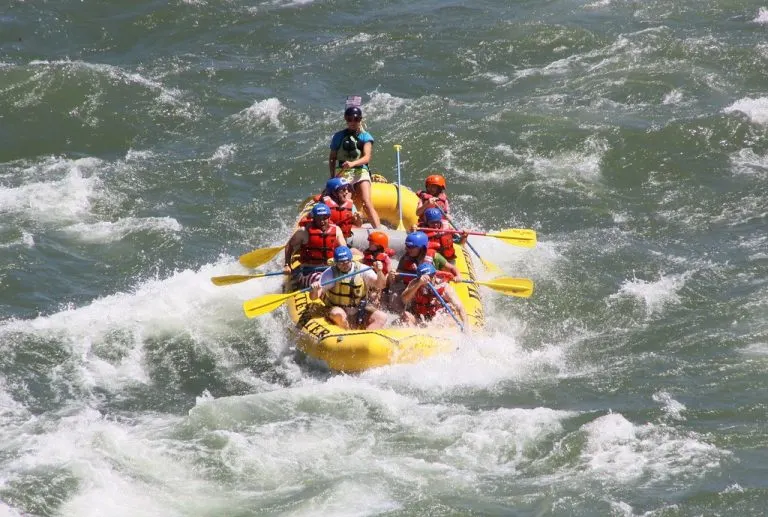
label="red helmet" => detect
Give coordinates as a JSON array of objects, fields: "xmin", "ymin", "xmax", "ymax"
[
  {"xmin": 425, "ymin": 174, "xmax": 446, "ymax": 189},
  {"xmin": 367, "ymin": 231, "xmax": 389, "ymax": 249}
]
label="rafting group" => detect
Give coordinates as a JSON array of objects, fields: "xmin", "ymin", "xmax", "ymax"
[
  {"xmin": 284, "ymin": 171, "xmax": 471, "ymax": 331},
  {"xmin": 219, "ymin": 100, "xmax": 537, "ymax": 371}
]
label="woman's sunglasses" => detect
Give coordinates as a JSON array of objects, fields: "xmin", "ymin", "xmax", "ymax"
[{"xmin": 345, "ymin": 116, "xmax": 362, "ymax": 122}]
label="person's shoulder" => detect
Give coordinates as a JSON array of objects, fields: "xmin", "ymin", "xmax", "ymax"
[
  {"xmin": 330, "ymin": 130, "xmax": 346, "ymax": 146},
  {"xmin": 358, "ymin": 130, "xmax": 374, "ymax": 142}
]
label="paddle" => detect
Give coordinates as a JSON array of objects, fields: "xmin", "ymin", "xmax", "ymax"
[
  {"xmin": 459, "ymin": 277, "xmax": 534, "ymax": 298},
  {"xmin": 296, "ymin": 194, "xmax": 316, "ymax": 212},
  {"xmin": 434, "ymin": 206, "xmax": 501, "ymax": 273},
  {"xmin": 243, "ymin": 266, "xmax": 372, "ymax": 319},
  {"xmin": 211, "ymin": 271, "xmax": 286, "ymax": 286},
  {"xmin": 416, "ymin": 227, "xmax": 537, "ymax": 248},
  {"xmin": 426, "ymin": 282, "xmax": 465, "ymax": 332},
  {"xmin": 398, "ymin": 273, "xmax": 534, "ymax": 298},
  {"xmin": 238, "ymin": 245, "xmax": 283, "ymax": 269},
  {"xmin": 393, "ymin": 144, "xmax": 406, "ymax": 231}
]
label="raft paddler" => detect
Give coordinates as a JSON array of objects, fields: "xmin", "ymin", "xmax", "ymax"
[
  {"xmin": 284, "ymin": 202, "xmax": 346, "ymax": 288},
  {"xmin": 416, "ymin": 174, "xmax": 451, "ymax": 225},
  {"xmin": 361, "ymin": 231, "xmax": 396, "ymax": 307},
  {"xmin": 400, "ymin": 262, "xmax": 469, "ymax": 328},
  {"xmin": 310, "ymin": 246, "xmax": 387, "ymax": 330},
  {"xmin": 394, "ymin": 231, "xmax": 461, "ymax": 284},
  {"xmin": 322, "ymin": 177, "xmax": 362, "ymax": 238},
  {"xmin": 387, "ymin": 231, "xmax": 460, "ymax": 313},
  {"xmin": 421, "ymin": 207, "xmax": 467, "ymax": 263}
]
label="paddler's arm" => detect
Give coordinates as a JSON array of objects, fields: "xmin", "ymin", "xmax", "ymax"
[
  {"xmin": 335, "ymin": 226, "xmax": 347, "ymax": 247},
  {"xmin": 401, "ymin": 275, "xmax": 427, "ymax": 306},
  {"xmin": 434, "ymin": 253, "xmax": 462, "ymax": 282},
  {"xmin": 284, "ymin": 229, "xmax": 305, "ymax": 273},
  {"xmin": 344, "ymin": 141, "xmax": 372, "ymax": 169},
  {"xmin": 372, "ymin": 261, "xmax": 386, "ymax": 290}
]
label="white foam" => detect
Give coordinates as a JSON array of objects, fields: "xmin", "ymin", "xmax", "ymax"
[
  {"xmin": 652, "ymin": 391, "xmax": 686, "ymax": 421},
  {"xmin": 60, "ymin": 217, "xmax": 182, "ymax": 243},
  {"xmin": 581, "ymin": 412, "xmax": 727, "ymax": 485},
  {"xmin": 210, "ymin": 144, "xmax": 237, "ymax": 164},
  {"xmin": 1, "ymin": 407, "xmax": 229, "ymax": 517},
  {"xmin": 0, "ymin": 258, "xmax": 282, "ymax": 393},
  {"xmin": 25, "ymin": 60, "xmax": 197, "ymax": 119},
  {"xmin": 724, "ymin": 97, "xmax": 768, "ymax": 125},
  {"xmin": 609, "ymin": 272, "xmax": 688, "ymax": 315},
  {"xmin": 740, "ymin": 342, "xmax": 768, "ymax": 356},
  {"xmin": 662, "ymin": 89, "xmax": 683, "ymax": 105},
  {"xmin": 486, "ymin": 137, "xmax": 607, "ymax": 185},
  {"xmin": 231, "ymin": 97, "xmax": 284, "ymax": 130},
  {"xmin": 0, "ymin": 231, "xmax": 34, "ymax": 249},
  {"xmin": 361, "ymin": 325, "xmax": 568, "ymax": 394},
  {"xmin": 364, "ymin": 92, "xmax": 408, "ymax": 121},
  {"xmin": 729, "ymin": 148, "xmax": 768, "ymax": 177},
  {"xmin": 585, "ymin": 0, "xmax": 613, "ymax": 8},
  {"xmin": 190, "ymin": 382, "xmax": 575, "ymax": 496},
  {"xmin": 0, "ymin": 157, "xmax": 103, "ymax": 224},
  {"xmin": 0, "ymin": 503, "xmax": 24, "ymax": 517},
  {"xmin": 754, "ymin": 7, "xmax": 768, "ymax": 24}
]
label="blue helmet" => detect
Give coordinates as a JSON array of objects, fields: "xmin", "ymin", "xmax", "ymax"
[
  {"xmin": 325, "ymin": 177, "xmax": 350, "ymax": 193},
  {"xmin": 424, "ymin": 207, "xmax": 443, "ymax": 223},
  {"xmin": 405, "ymin": 231, "xmax": 428, "ymax": 249},
  {"xmin": 311, "ymin": 203, "xmax": 331, "ymax": 218},
  {"xmin": 333, "ymin": 245, "xmax": 353, "ymax": 263},
  {"xmin": 417, "ymin": 262, "xmax": 436, "ymax": 277}
]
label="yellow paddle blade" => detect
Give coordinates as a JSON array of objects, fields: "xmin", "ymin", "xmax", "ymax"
[
  {"xmin": 297, "ymin": 195, "xmax": 315, "ymax": 212},
  {"xmin": 212, "ymin": 271, "xmax": 286, "ymax": 286},
  {"xmin": 489, "ymin": 229, "xmax": 537, "ymax": 248},
  {"xmin": 243, "ymin": 292, "xmax": 295, "ymax": 318},
  {"xmin": 480, "ymin": 258, "xmax": 503, "ymax": 274},
  {"xmin": 477, "ymin": 277, "xmax": 534, "ymax": 298},
  {"xmin": 211, "ymin": 275, "xmax": 261, "ymax": 286},
  {"xmin": 238, "ymin": 246, "xmax": 283, "ymax": 268}
]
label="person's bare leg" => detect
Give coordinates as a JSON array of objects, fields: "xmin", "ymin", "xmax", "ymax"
[
  {"xmin": 366, "ymin": 309, "xmax": 387, "ymax": 330},
  {"xmin": 328, "ymin": 307, "xmax": 350, "ymax": 329},
  {"xmin": 399, "ymin": 311, "xmax": 416, "ymax": 327},
  {"xmin": 355, "ymin": 180, "xmax": 381, "ymax": 228}
]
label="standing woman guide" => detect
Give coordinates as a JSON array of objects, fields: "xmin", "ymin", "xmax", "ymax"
[{"xmin": 328, "ymin": 105, "xmax": 381, "ymax": 228}]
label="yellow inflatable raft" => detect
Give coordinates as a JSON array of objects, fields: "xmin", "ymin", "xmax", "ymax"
[{"xmin": 285, "ymin": 181, "xmax": 484, "ymax": 372}]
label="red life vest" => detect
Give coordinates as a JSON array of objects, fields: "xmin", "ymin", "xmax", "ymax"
[
  {"xmin": 412, "ymin": 283, "xmax": 448, "ymax": 319},
  {"xmin": 417, "ymin": 190, "xmax": 450, "ymax": 223},
  {"xmin": 423, "ymin": 223, "xmax": 456, "ymax": 260},
  {"xmin": 299, "ymin": 223, "xmax": 339, "ymax": 265},
  {"xmin": 362, "ymin": 247, "xmax": 395, "ymax": 274},
  {"xmin": 396, "ymin": 246, "xmax": 438, "ymax": 285},
  {"xmin": 322, "ymin": 195, "xmax": 355, "ymax": 238}
]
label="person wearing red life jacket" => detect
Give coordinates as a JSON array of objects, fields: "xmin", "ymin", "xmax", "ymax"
[
  {"xmin": 400, "ymin": 262, "xmax": 468, "ymax": 328},
  {"xmin": 389, "ymin": 231, "xmax": 460, "ymax": 312},
  {"xmin": 421, "ymin": 207, "xmax": 468, "ymax": 263},
  {"xmin": 416, "ymin": 174, "xmax": 451, "ymax": 225},
  {"xmin": 284, "ymin": 203, "xmax": 346, "ymax": 288},
  {"xmin": 322, "ymin": 177, "xmax": 362, "ymax": 238},
  {"xmin": 361, "ymin": 231, "xmax": 395, "ymax": 274},
  {"xmin": 361, "ymin": 231, "xmax": 396, "ymax": 307}
]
